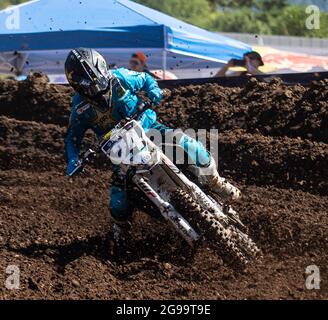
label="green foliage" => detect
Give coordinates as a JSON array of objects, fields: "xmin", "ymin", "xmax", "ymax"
[
  {"xmin": 256, "ymin": 0, "xmax": 289, "ymax": 11},
  {"xmin": 208, "ymin": 0, "xmax": 288, "ymax": 10},
  {"xmin": 137, "ymin": 0, "xmax": 328, "ymax": 38},
  {"xmin": 2, "ymin": 0, "xmax": 327, "ymax": 38},
  {"xmin": 135, "ymin": 0, "xmax": 213, "ymax": 26},
  {"xmin": 0, "ymin": 0, "xmax": 27, "ymax": 10},
  {"xmin": 208, "ymin": 8, "xmax": 272, "ymax": 34},
  {"xmin": 273, "ymin": 5, "xmax": 328, "ymax": 38}
]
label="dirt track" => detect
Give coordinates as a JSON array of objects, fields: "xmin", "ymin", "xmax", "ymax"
[{"xmin": 0, "ymin": 73, "xmax": 327, "ymax": 300}]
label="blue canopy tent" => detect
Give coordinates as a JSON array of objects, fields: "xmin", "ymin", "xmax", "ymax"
[{"xmin": 0, "ymin": 0, "xmax": 251, "ymax": 80}]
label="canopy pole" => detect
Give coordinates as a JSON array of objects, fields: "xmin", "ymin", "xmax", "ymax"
[
  {"xmin": 162, "ymin": 25, "xmax": 167, "ymax": 80},
  {"xmin": 162, "ymin": 50, "xmax": 167, "ymax": 80}
]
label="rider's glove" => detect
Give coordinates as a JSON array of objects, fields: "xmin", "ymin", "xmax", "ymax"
[{"xmin": 66, "ymin": 159, "xmax": 79, "ymax": 176}]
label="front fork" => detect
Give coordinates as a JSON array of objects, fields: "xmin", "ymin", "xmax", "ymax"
[
  {"xmin": 132, "ymin": 175, "xmax": 200, "ymax": 246},
  {"xmin": 160, "ymin": 156, "xmax": 228, "ymax": 223}
]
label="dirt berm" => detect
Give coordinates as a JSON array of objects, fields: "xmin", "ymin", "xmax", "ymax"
[{"xmin": 0, "ymin": 73, "xmax": 327, "ymax": 299}]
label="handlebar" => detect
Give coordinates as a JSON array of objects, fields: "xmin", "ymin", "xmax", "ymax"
[
  {"xmin": 68, "ymin": 149, "xmax": 97, "ymax": 177},
  {"xmin": 68, "ymin": 102, "xmax": 155, "ymax": 178}
]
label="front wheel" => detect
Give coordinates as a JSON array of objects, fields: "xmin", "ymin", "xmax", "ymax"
[{"xmin": 170, "ymin": 189, "xmax": 261, "ymax": 268}]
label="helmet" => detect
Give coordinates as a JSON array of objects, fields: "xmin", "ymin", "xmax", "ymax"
[{"xmin": 65, "ymin": 48, "xmax": 111, "ymax": 99}]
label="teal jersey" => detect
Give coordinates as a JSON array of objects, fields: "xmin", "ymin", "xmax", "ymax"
[{"xmin": 64, "ymin": 68, "xmax": 163, "ymax": 162}]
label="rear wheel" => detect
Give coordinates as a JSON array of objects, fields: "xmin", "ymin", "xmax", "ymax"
[{"xmin": 171, "ymin": 188, "xmax": 261, "ymax": 268}]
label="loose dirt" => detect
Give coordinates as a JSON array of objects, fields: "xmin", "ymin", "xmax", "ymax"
[{"xmin": 0, "ymin": 73, "xmax": 327, "ymax": 299}]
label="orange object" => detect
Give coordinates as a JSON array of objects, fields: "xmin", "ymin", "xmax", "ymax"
[
  {"xmin": 254, "ymin": 46, "xmax": 328, "ymax": 73},
  {"xmin": 133, "ymin": 52, "xmax": 148, "ymax": 65}
]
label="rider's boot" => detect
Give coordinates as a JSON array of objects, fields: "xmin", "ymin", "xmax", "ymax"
[
  {"xmin": 111, "ymin": 219, "xmax": 132, "ymax": 245},
  {"xmin": 175, "ymin": 133, "xmax": 241, "ymax": 201},
  {"xmin": 191, "ymin": 155, "xmax": 241, "ymax": 202},
  {"xmin": 109, "ymin": 167, "xmax": 133, "ymax": 248}
]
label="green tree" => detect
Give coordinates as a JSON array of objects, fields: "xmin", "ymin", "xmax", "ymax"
[
  {"xmin": 0, "ymin": 0, "xmax": 28, "ymax": 10},
  {"xmin": 208, "ymin": 0, "xmax": 288, "ymax": 10},
  {"xmin": 137, "ymin": 0, "xmax": 328, "ymax": 38},
  {"xmin": 135, "ymin": 0, "xmax": 213, "ymax": 28},
  {"xmin": 256, "ymin": 0, "xmax": 288, "ymax": 11},
  {"xmin": 208, "ymin": 8, "xmax": 273, "ymax": 34},
  {"xmin": 273, "ymin": 5, "xmax": 328, "ymax": 37},
  {"xmin": 208, "ymin": 0, "xmax": 256, "ymax": 8},
  {"xmin": 3, "ymin": 0, "xmax": 328, "ymax": 38}
]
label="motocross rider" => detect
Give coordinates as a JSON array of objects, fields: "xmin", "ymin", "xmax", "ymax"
[{"xmin": 64, "ymin": 48, "xmax": 241, "ymax": 241}]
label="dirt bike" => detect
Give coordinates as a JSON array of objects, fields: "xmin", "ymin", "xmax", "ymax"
[{"xmin": 69, "ymin": 108, "xmax": 261, "ymax": 267}]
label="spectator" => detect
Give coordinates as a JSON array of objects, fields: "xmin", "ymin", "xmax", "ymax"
[
  {"xmin": 129, "ymin": 52, "xmax": 160, "ymax": 79},
  {"xmin": 215, "ymin": 51, "xmax": 264, "ymax": 77}
]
